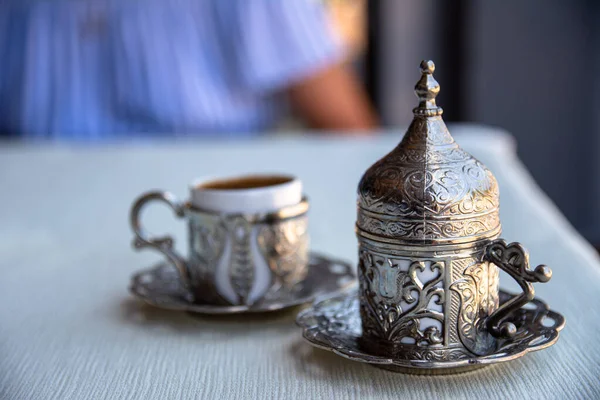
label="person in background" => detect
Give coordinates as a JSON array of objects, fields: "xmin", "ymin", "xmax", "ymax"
[{"xmin": 0, "ymin": 0, "xmax": 378, "ymax": 140}]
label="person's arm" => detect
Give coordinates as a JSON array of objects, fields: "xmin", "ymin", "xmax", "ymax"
[
  {"xmin": 228, "ymin": 0, "xmax": 378, "ymax": 133},
  {"xmin": 288, "ymin": 63, "xmax": 378, "ymax": 132}
]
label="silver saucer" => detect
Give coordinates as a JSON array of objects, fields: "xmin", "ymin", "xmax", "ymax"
[
  {"xmin": 129, "ymin": 253, "xmax": 356, "ymax": 314},
  {"xmin": 296, "ymin": 289, "xmax": 565, "ymax": 375}
]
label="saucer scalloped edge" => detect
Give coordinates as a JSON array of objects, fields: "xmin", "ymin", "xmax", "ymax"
[
  {"xmin": 129, "ymin": 252, "xmax": 356, "ymax": 314},
  {"xmin": 296, "ymin": 289, "xmax": 565, "ymax": 375}
]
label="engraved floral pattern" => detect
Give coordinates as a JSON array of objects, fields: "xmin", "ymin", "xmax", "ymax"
[
  {"xmin": 357, "ymin": 211, "xmax": 500, "ymax": 241},
  {"xmin": 450, "ymin": 259, "xmax": 500, "ymax": 354},
  {"xmin": 188, "ymin": 212, "xmax": 308, "ymax": 305},
  {"xmin": 226, "ymin": 216, "xmax": 254, "ymax": 304},
  {"xmin": 258, "ymin": 216, "xmax": 309, "ymax": 287},
  {"xmin": 356, "ymin": 113, "xmax": 500, "ymax": 242},
  {"xmin": 358, "ymin": 250, "xmax": 445, "ymax": 345}
]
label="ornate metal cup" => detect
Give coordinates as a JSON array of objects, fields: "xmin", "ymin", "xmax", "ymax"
[
  {"xmin": 355, "ymin": 61, "xmax": 552, "ymax": 359},
  {"xmin": 130, "ymin": 175, "xmax": 309, "ymax": 306}
]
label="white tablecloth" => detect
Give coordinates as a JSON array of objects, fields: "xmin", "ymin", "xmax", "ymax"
[{"xmin": 1, "ymin": 125, "xmax": 599, "ymax": 399}]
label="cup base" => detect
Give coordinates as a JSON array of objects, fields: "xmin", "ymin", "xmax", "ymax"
[
  {"xmin": 129, "ymin": 252, "xmax": 355, "ymax": 315},
  {"xmin": 295, "ymin": 289, "xmax": 565, "ymax": 375}
]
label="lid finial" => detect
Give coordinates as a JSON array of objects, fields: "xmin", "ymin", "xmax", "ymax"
[{"xmin": 413, "ymin": 60, "xmax": 443, "ymax": 116}]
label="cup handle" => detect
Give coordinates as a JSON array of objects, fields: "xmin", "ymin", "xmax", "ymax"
[
  {"xmin": 483, "ymin": 239, "xmax": 552, "ymax": 338},
  {"xmin": 130, "ymin": 191, "xmax": 191, "ymax": 289}
]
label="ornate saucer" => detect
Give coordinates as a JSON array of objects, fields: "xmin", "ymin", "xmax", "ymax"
[
  {"xmin": 296, "ymin": 289, "xmax": 565, "ymax": 375},
  {"xmin": 129, "ymin": 253, "xmax": 356, "ymax": 314}
]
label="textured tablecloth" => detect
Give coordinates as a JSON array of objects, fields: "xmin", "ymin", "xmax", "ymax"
[{"xmin": 1, "ymin": 125, "xmax": 598, "ymax": 400}]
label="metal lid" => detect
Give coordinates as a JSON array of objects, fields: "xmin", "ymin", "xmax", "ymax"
[{"xmin": 357, "ymin": 60, "xmax": 500, "ymax": 245}]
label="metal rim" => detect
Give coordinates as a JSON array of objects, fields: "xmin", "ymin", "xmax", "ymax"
[{"xmin": 184, "ymin": 197, "xmax": 309, "ymax": 223}]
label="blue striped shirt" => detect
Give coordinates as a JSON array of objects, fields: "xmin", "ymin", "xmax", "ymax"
[{"xmin": 0, "ymin": 0, "xmax": 342, "ymax": 140}]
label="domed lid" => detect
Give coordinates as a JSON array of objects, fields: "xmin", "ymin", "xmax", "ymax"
[{"xmin": 357, "ymin": 60, "xmax": 500, "ymax": 245}]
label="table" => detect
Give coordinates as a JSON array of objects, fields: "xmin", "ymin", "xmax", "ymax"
[{"xmin": 1, "ymin": 125, "xmax": 599, "ymax": 399}]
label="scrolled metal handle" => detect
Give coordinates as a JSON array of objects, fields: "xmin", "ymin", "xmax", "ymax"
[
  {"xmin": 484, "ymin": 239, "xmax": 552, "ymax": 338},
  {"xmin": 130, "ymin": 191, "xmax": 191, "ymax": 290}
]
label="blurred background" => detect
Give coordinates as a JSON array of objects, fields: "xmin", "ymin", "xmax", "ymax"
[{"xmin": 1, "ymin": 0, "xmax": 599, "ymax": 245}]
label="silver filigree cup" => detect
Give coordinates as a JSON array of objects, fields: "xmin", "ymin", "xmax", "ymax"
[
  {"xmin": 130, "ymin": 191, "xmax": 309, "ymax": 306},
  {"xmin": 355, "ymin": 60, "xmax": 552, "ymax": 359}
]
